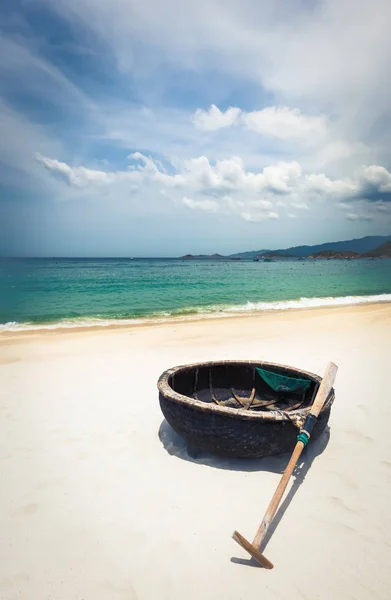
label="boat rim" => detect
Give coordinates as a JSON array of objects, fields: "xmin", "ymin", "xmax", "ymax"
[{"xmin": 157, "ymin": 360, "xmax": 333, "ymax": 422}]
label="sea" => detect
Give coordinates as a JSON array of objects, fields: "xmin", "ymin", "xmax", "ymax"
[{"xmin": 1, "ymin": 257, "xmax": 391, "ymax": 331}]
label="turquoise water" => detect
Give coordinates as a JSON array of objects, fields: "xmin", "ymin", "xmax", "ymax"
[{"xmin": 1, "ymin": 257, "xmax": 391, "ymax": 330}]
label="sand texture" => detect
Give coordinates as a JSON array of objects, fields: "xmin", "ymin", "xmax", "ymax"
[{"xmin": 1, "ymin": 303, "xmax": 391, "ymax": 599}]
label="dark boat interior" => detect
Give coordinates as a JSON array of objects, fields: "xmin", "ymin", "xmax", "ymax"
[{"xmin": 169, "ymin": 363, "xmax": 319, "ymax": 412}]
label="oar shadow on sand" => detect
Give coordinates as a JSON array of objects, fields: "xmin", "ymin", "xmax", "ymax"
[
  {"xmin": 159, "ymin": 419, "xmax": 330, "ymax": 566},
  {"xmin": 230, "ymin": 427, "xmax": 331, "ymax": 566},
  {"xmin": 158, "ymin": 418, "xmax": 330, "ymax": 475},
  {"xmin": 159, "ymin": 420, "xmax": 330, "ymax": 567}
]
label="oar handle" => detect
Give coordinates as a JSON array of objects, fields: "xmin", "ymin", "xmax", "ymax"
[
  {"xmin": 252, "ymin": 442, "xmax": 304, "ymax": 547},
  {"xmin": 252, "ymin": 361, "xmax": 338, "ymax": 549}
]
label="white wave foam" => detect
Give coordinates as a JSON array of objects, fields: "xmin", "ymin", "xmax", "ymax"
[
  {"xmin": 1, "ymin": 293, "xmax": 391, "ymax": 332},
  {"xmin": 0, "ymin": 317, "xmax": 149, "ymax": 332},
  {"xmin": 220, "ymin": 293, "xmax": 391, "ymax": 313}
]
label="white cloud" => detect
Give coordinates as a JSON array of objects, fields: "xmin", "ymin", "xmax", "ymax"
[
  {"xmin": 262, "ymin": 162, "xmax": 302, "ymax": 194},
  {"xmin": 249, "ymin": 199, "xmax": 273, "ymax": 210},
  {"xmin": 3, "ymin": 0, "xmax": 391, "ymax": 256},
  {"xmin": 193, "ymin": 105, "xmax": 326, "ymax": 141},
  {"xmin": 305, "ymin": 173, "xmax": 356, "ymax": 196},
  {"xmin": 36, "ymin": 0, "xmax": 391, "ymax": 185},
  {"xmin": 192, "ymin": 105, "xmax": 241, "ymax": 131},
  {"xmin": 35, "ymin": 150, "xmax": 391, "ymax": 224},
  {"xmin": 291, "ymin": 201, "xmax": 310, "ymax": 211},
  {"xmin": 36, "ymin": 153, "xmax": 141, "ymax": 186},
  {"xmin": 44, "ymin": 0, "xmax": 390, "ymax": 112},
  {"xmin": 241, "ymin": 107, "xmax": 326, "ymax": 140},
  {"xmin": 35, "ymin": 152, "xmax": 307, "ymax": 200},
  {"xmin": 314, "ymin": 141, "xmax": 369, "ymax": 168},
  {"xmin": 346, "ymin": 213, "xmax": 374, "ymax": 222},
  {"xmin": 182, "ymin": 197, "xmax": 219, "ymax": 212},
  {"xmin": 359, "ymin": 165, "xmax": 391, "ymax": 193},
  {"xmin": 241, "ymin": 211, "xmax": 279, "ymax": 222},
  {"xmin": 337, "ymin": 202, "xmax": 352, "ymax": 211}
]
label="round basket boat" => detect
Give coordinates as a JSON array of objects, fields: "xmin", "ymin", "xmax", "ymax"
[{"xmin": 158, "ymin": 361, "xmax": 335, "ymax": 458}]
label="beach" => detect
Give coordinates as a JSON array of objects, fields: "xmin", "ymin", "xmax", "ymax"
[{"xmin": 1, "ymin": 302, "xmax": 391, "ymax": 599}]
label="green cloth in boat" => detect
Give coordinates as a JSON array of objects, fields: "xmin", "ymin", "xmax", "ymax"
[{"xmin": 256, "ymin": 367, "xmax": 311, "ymax": 394}]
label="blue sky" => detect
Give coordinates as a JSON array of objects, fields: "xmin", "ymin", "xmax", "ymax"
[{"xmin": 1, "ymin": 0, "xmax": 391, "ymax": 256}]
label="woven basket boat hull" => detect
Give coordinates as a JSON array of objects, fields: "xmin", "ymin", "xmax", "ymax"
[{"xmin": 158, "ymin": 361, "xmax": 334, "ymax": 458}]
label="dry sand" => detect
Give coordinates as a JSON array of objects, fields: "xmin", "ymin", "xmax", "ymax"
[{"xmin": 1, "ymin": 303, "xmax": 391, "ymax": 600}]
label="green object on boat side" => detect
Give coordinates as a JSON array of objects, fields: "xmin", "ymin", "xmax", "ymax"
[{"xmin": 256, "ymin": 367, "xmax": 312, "ymax": 394}]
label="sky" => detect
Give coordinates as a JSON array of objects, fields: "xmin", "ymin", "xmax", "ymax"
[{"xmin": 1, "ymin": 0, "xmax": 391, "ymax": 257}]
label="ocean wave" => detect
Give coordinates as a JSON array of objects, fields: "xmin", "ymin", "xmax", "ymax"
[
  {"xmin": 1, "ymin": 293, "xmax": 391, "ymax": 332},
  {"xmin": 216, "ymin": 293, "xmax": 391, "ymax": 312}
]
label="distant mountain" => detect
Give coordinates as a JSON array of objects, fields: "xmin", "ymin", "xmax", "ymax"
[
  {"xmin": 308, "ymin": 250, "xmax": 360, "ymax": 259},
  {"xmin": 228, "ymin": 249, "xmax": 268, "ymax": 259},
  {"xmin": 362, "ymin": 240, "xmax": 391, "ymax": 258},
  {"xmin": 259, "ymin": 251, "xmax": 294, "ymax": 258},
  {"xmin": 229, "ymin": 235, "xmax": 391, "ymax": 259}
]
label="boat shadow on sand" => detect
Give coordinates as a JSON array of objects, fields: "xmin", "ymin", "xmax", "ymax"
[
  {"xmin": 158, "ymin": 418, "xmax": 330, "ymax": 474},
  {"xmin": 159, "ymin": 419, "xmax": 330, "ymax": 567}
]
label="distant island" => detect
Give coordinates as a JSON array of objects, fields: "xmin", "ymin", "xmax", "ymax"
[
  {"xmin": 179, "ymin": 234, "xmax": 391, "ymax": 260},
  {"xmin": 181, "ymin": 253, "xmax": 226, "ymax": 260}
]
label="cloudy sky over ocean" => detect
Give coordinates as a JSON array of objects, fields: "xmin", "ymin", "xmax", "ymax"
[{"xmin": 1, "ymin": 0, "xmax": 391, "ymax": 256}]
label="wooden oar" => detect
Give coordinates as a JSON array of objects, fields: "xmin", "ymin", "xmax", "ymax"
[{"xmin": 232, "ymin": 361, "xmax": 338, "ymax": 569}]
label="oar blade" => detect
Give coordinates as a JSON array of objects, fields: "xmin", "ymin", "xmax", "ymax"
[
  {"xmin": 311, "ymin": 361, "xmax": 338, "ymax": 417},
  {"xmin": 232, "ymin": 530, "xmax": 274, "ymax": 569}
]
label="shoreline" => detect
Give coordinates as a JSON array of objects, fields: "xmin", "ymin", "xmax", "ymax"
[{"xmin": 1, "ymin": 300, "xmax": 390, "ymax": 341}]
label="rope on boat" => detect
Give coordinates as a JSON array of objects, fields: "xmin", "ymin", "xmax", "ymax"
[{"xmin": 297, "ymin": 432, "xmax": 309, "ymax": 445}]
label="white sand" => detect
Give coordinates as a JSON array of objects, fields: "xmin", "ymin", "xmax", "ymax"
[{"xmin": 1, "ymin": 303, "xmax": 391, "ymax": 600}]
